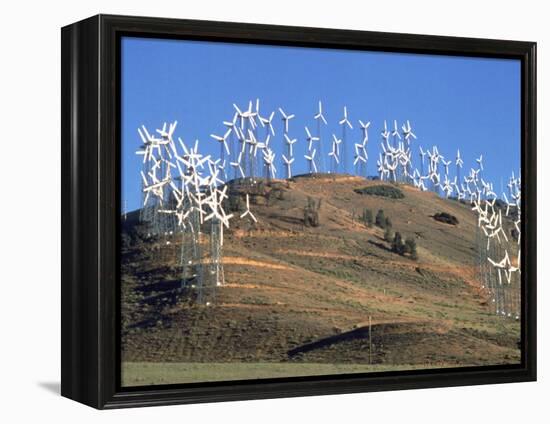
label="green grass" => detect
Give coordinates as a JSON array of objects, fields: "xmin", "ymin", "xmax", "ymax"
[{"xmin": 121, "ymin": 362, "xmax": 440, "ymax": 386}]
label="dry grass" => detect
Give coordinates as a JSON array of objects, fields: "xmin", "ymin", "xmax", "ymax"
[{"xmin": 122, "ymin": 361, "xmax": 453, "ymax": 386}]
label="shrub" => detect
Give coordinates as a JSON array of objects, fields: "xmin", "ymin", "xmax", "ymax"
[
  {"xmin": 363, "ymin": 208, "xmax": 373, "ymax": 227},
  {"xmin": 385, "ymin": 216, "xmax": 393, "ymax": 229},
  {"xmin": 228, "ymin": 194, "xmax": 243, "ymax": 212},
  {"xmin": 375, "ymin": 209, "xmax": 386, "ymax": 228},
  {"xmin": 304, "ymin": 196, "xmax": 321, "ymax": 227},
  {"xmin": 255, "ymin": 180, "xmax": 266, "ymax": 195},
  {"xmin": 405, "ymin": 237, "xmax": 418, "ymax": 260},
  {"xmin": 354, "ymin": 185, "xmax": 405, "ymax": 199},
  {"xmin": 384, "ymin": 227, "xmax": 393, "ymax": 242},
  {"xmin": 392, "ymin": 232, "xmax": 405, "ymax": 255},
  {"xmin": 266, "ymin": 188, "xmax": 285, "ymax": 206},
  {"xmin": 433, "ymin": 212, "xmax": 459, "ymax": 226}
]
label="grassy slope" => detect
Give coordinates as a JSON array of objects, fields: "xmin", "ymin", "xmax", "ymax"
[{"xmin": 121, "ymin": 176, "xmax": 520, "ymax": 386}]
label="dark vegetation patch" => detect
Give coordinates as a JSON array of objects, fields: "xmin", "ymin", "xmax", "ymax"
[
  {"xmin": 303, "ymin": 196, "xmax": 322, "ymax": 227},
  {"xmin": 354, "ymin": 185, "xmax": 405, "ymax": 199},
  {"xmin": 433, "ymin": 212, "xmax": 459, "ymax": 226}
]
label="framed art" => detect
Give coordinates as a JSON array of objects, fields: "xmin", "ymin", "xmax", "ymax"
[{"xmin": 61, "ymin": 14, "xmax": 537, "ymax": 409}]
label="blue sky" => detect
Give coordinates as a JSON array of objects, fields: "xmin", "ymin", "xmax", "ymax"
[{"xmin": 121, "ymin": 36, "xmax": 520, "ymax": 212}]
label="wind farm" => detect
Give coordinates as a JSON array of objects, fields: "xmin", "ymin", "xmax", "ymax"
[
  {"xmin": 119, "ymin": 21, "xmax": 522, "ymax": 388},
  {"xmin": 121, "ymin": 98, "xmax": 521, "ymax": 386}
]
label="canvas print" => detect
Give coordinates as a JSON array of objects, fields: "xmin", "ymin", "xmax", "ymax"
[{"xmin": 120, "ymin": 37, "xmax": 522, "ymax": 387}]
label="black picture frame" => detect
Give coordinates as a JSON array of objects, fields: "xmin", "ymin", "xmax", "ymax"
[{"xmin": 61, "ymin": 14, "xmax": 537, "ymax": 409}]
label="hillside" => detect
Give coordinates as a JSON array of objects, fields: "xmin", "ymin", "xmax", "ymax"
[{"xmin": 120, "ymin": 175, "xmax": 520, "ymax": 385}]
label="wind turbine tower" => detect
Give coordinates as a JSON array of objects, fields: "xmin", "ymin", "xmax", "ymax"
[
  {"xmin": 339, "ymin": 106, "xmax": 353, "ymax": 174},
  {"xmin": 456, "ymin": 149, "xmax": 463, "ymax": 187},
  {"xmin": 314, "ymin": 101, "xmax": 328, "ymax": 173}
]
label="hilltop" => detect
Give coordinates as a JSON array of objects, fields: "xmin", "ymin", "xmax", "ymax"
[{"xmin": 120, "ymin": 175, "xmax": 520, "ymax": 385}]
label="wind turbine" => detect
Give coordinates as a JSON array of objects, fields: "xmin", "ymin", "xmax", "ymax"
[
  {"xmin": 357, "ymin": 120, "xmax": 370, "ymax": 176},
  {"xmin": 284, "ymin": 134, "xmax": 298, "ymax": 157},
  {"xmin": 223, "ymin": 113, "xmax": 238, "ymax": 166},
  {"xmin": 263, "ymin": 148, "xmax": 277, "ymax": 180},
  {"xmin": 242, "ymin": 100, "xmax": 257, "ymax": 128},
  {"xmin": 259, "ymin": 110, "xmax": 276, "ymax": 136},
  {"xmin": 279, "ymin": 107, "xmax": 295, "ymax": 134},
  {"xmin": 353, "ymin": 147, "xmax": 367, "ymax": 176},
  {"xmin": 233, "ymin": 103, "xmax": 246, "ymax": 129},
  {"xmin": 282, "ymin": 154, "xmax": 295, "ymax": 179},
  {"xmin": 419, "ymin": 146, "xmax": 427, "ymax": 177},
  {"xmin": 381, "ymin": 120, "xmax": 390, "ymax": 144},
  {"xmin": 210, "ymin": 128, "xmax": 231, "ymax": 162},
  {"xmin": 156, "ymin": 121, "xmax": 178, "ymax": 143},
  {"xmin": 314, "ymin": 101, "xmax": 328, "ymax": 172},
  {"xmin": 391, "ymin": 119, "xmax": 402, "ymax": 147},
  {"xmin": 329, "ymin": 134, "xmax": 342, "ymax": 174},
  {"xmin": 230, "ymin": 151, "xmax": 245, "ymax": 179},
  {"xmin": 305, "ymin": 149, "xmax": 318, "ymax": 173},
  {"xmin": 338, "ymin": 106, "xmax": 353, "ymax": 174},
  {"xmin": 386, "ymin": 157, "xmax": 398, "ymax": 182},
  {"xmin": 442, "ymin": 175, "xmax": 453, "ymax": 198},
  {"xmin": 401, "ymin": 120, "xmax": 416, "ymax": 142},
  {"xmin": 279, "ymin": 107, "xmax": 295, "ymax": 177},
  {"xmin": 359, "ymin": 120, "xmax": 371, "ymax": 141},
  {"xmin": 312, "ymin": 100, "xmax": 327, "ymax": 125},
  {"xmin": 305, "ymin": 126, "xmax": 319, "ymax": 150},
  {"xmin": 441, "ymin": 159, "xmax": 452, "ymax": 177},
  {"xmin": 401, "ymin": 120, "xmax": 416, "ymax": 179},
  {"xmin": 240, "ymin": 194, "xmax": 257, "ymax": 223},
  {"xmin": 376, "ymin": 153, "xmax": 388, "ymax": 181},
  {"xmin": 456, "ymin": 149, "xmax": 463, "ymax": 186},
  {"xmin": 244, "ymin": 129, "xmax": 259, "ymax": 179},
  {"xmin": 238, "ymin": 101, "xmax": 258, "ymax": 180},
  {"xmin": 476, "ymin": 154, "xmax": 484, "ymax": 171}
]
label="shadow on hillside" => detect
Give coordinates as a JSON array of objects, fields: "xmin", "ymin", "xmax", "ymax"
[
  {"xmin": 368, "ymin": 239, "xmax": 392, "ymax": 253},
  {"xmin": 141, "ymin": 287, "xmax": 183, "ymax": 307},
  {"xmin": 135, "ymin": 265, "xmax": 176, "ymax": 279},
  {"xmin": 136, "ymin": 279, "xmax": 182, "ymax": 295},
  {"xmin": 127, "ymin": 314, "xmax": 174, "ymax": 330},
  {"xmin": 268, "ymin": 213, "xmax": 304, "ymax": 225},
  {"xmin": 288, "ymin": 326, "xmax": 372, "ymax": 357}
]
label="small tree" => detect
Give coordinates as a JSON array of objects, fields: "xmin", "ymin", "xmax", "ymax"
[
  {"xmin": 405, "ymin": 237, "xmax": 418, "ymax": 260},
  {"xmin": 385, "ymin": 216, "xmax": 392, "ymax": 229},
  {"xmin": 256, "ymin": 180, "xmax": 266, "ymax": 195},
  {"xmin": 392, "ymin": 232, "xmax": 405, "ymax": 255},
  {"xmin": 375, "ymin": 209, "xmax": 386, "ymax": 228},
  {"xmin": 304, "ymin": 196, "xmax": 321, "ymax": 227},
  {"xmin": 384, "ymin": 227, "xmax": 393, "ymax": 242},
  {"xmin": 363, "ymin": 208, "xmax": 373, "ymax": 227},
  {"xmin": 228, "ymin": 194, "xmax": 243, "ymax": 212}
]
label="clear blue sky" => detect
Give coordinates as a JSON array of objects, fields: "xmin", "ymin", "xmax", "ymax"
[{"xmin": 121, "ymin": 36, "xmax": 520, "ymax": 212}]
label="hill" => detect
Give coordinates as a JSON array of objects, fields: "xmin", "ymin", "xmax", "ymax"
[{"xmin": 120, "ymin": 175, "xmax": 520, "ymax": 386}]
